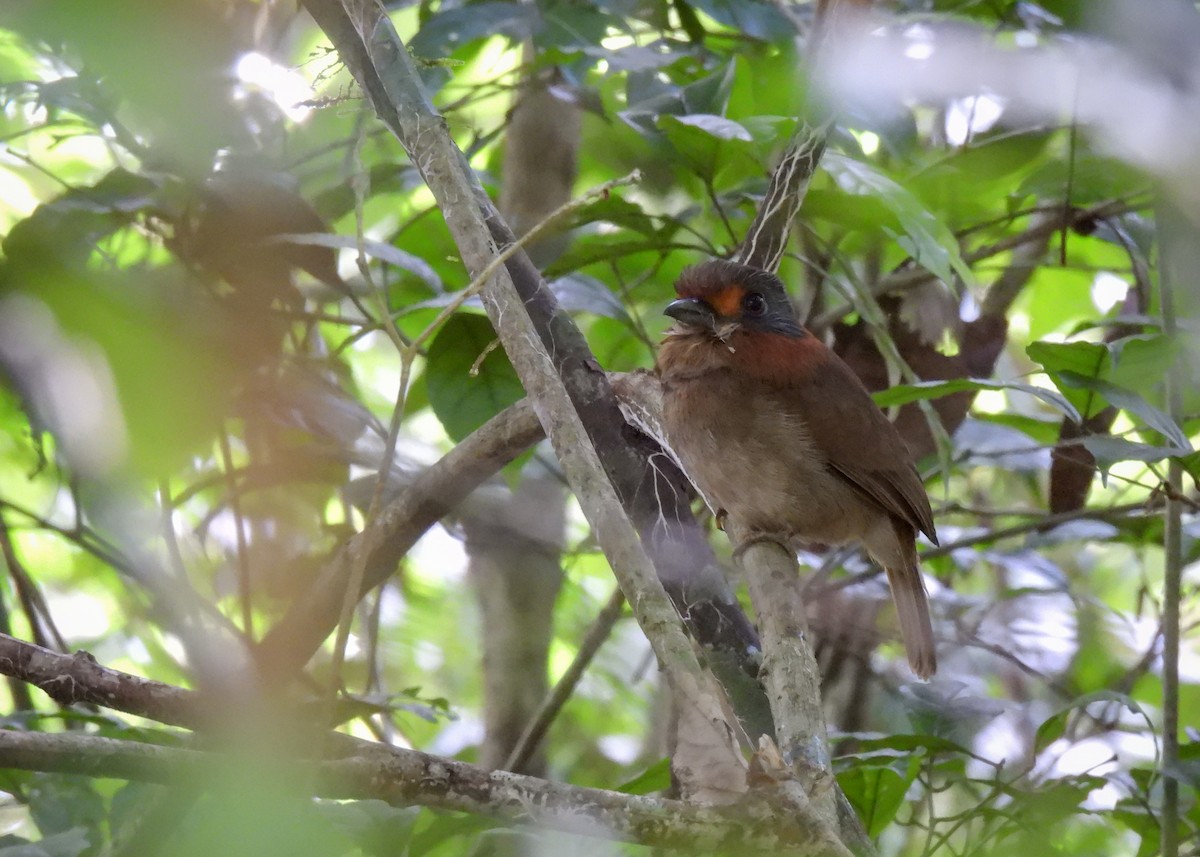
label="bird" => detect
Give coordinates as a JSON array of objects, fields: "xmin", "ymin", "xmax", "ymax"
[{"xmin": 655, "ymin": 258, "xmax": 938, "ymax": 678}]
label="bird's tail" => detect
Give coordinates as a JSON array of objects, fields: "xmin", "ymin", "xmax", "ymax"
[{"xmin": 885, "ymin": 557, "xmax": 937, "ymax": 680}]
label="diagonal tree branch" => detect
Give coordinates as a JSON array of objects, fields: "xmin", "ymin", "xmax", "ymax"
[
  {"xmin": 301, "ymin": 0, "xmax": 756, "ymax": 802},
  {"xmin": 256, "ymin": 398, "xmax": 543, "ymax": 678}
]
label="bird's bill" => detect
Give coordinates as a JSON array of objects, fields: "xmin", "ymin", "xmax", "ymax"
[{"xmin": 663, "ymin": 297, "xmax": 716, "ymax": 331}]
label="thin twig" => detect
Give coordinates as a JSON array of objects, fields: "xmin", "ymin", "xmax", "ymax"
[
  {"xmin": 1157, "ymin": 204, "xmax": 1185, "ymax": 857},
  {"xmin": 0, "ymin": 512, "xmax": 67, "ymax": 652},
  {"xmin": 405, "ymin": 169, "xmax": 642, "ymax": 357},
  {"xmin": 504, "ymin": 587, "xmax": 625, "ymax": 773},
  {"xmin": 812, "ymin": 198, "xmax": 1141, "ymax": 328},
  {"xmin": 217, "ymin": 426, "xmax": 254, "ymax": 639}
]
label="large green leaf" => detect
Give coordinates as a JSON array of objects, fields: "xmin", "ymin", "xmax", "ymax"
[
  {"xmin": 426, "ymin": 314, "xmax": 525, "ymax": 442},
  {"xmin": 1026, "ymin": 336, "xmax": 1191, "ymax": 450},
  {"xmin": 681, "ymin": 0, "xmax": 795, "ymax": 41},
  {"xmin": 657, "ymin": 113, "xmax": 754, "ymax": 181},
  {"xmin": 823, "ymin": 152, "xmax": 976, "ymax": 288},
  {"xmin": 837, "ymin": 758, "xmax": 920, "ymax": 838}
]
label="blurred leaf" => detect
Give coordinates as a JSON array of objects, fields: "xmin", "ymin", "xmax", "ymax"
[
  {"xmin": 658, "ymin": 113, "xmax": 754, "ymax": 180},
  {"xmin": 545, "ymin": 235, "xmax": 683, "ymax": 279},
  {"xmin": 0, "ymin": 828, "xmax": 89, "ymax": 857},
  {"xmin": 620, "ymin": 62, "xmax": 736, "ymax": 137},
  {"xmin": 1019, "ymin": 148, "xmax": 1150, "ymax": 206},
  {"xmin": 1034, "ymin": 690, "xmax": 1147, "ymax": 754},
  {"xmin": 1028, "ymin": 336, "xmax": 1190, "ymax": 447},
  {"xmin": 408, "ymin": 3, "xmax": 530, "ymax": 58},
  {"xmin": 2, "ymin": 169, "xmax": 160, "ymax": 269},
  {"xmin": 312, "ymin": 163, "xmax": 418, "ymax": 221},
  {"xmin": 536, "ymin": 4, "xmax": 622, "ymax": 54},
  {"xmin": 824, "ymin": 153, "xmax": 975, "ymax": 288},
  {"xmin": 616, "ymin": 757, "xmax": 671, "ymax": 795},
  {"xmin": 952, "ymin": 417, "xmax": 1052, "ymax": 471},
  {"xmin": 873, "ymin": 378, "xmax": 1081, "ymax": 422},
  {"xmin": 1057, "ymin": 371, "xmax": 1189, "ymax": 450},
  {"xmin": 561, "ymin": 195, "xmax": 662, "ymax": 236},
  {"xmin": 171, "ymin": 781, "xmax": 352, "ymax": 857},
  {"xmin": 407, "ymin": 812, "xmax": 499, "ymax": 857},
  {"xmin": 426, "ymin": 314, "xmax": 525, "ymax": 442},
  {"xmin": 839, "ymin": 732, "xmax": 974, "ymax": 758},
  {"xmin": 837, "ymin": 756, "xmax": 919, "ymax": 838},
  {"xmin": 0, "ymin": 266, "xmax": 237, "ymax": 475},
  {"xmin": 1026, "ymin": 339, "xmax": 1110, "ymax": 418},
  {"xmin": 684, "ymin": 0, "xmax": 795, "ymax": 40},
  {"xmin": 312, "ymin": 800, "xmax": 418, "ymax": 857},
  {"xmin": 275, "ymin": 232, "xmax": 442, "ymax": 291},
  {"xmin": 901, "ymin": 682, "xmax": 1006, "ymax": 744},
  {"xmin": 27, "ymin": 775, "xmax": 104, "ymax": 844},
  {"xmin": 1108, "ymin": 333, "xmax": 1178, "ymax": 388},
  {"xmin": 549, "ymin": 273, "xmax": 636, "ymax": 326},
  {"xmin": 1082, "ymin": 437, "xmax": 1200, "ymax": 481},
  {"xmin": 11, "ymin": 0, "xmax": 244, "ymax": 170}
]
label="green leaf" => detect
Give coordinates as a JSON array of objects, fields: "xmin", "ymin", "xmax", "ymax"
[
  {"xmin": 1083, "ymin": 436, "xmax": 1191, "ymax": 466},
  {"xmin": 549, "ymin": 274, "xmax": 636, "ymax": 326},
  {"xmin": 0, "ymin": 828, "xmax": 90, "ymax": 857},
  {"xmin": 1058, "ymin": 371, "xmax": 1190, "ymax": 450},
  {"xmin": 837, "ymin": 761, "xmax": 918, "ymax": 837},
  {"xmin": 658, "ymin": 113, "xmax": 753, "ymax": 180},
  {"xmin": 838, "ymin": 732, "xmax": 974, "ymax": 758},
  {"xmin": 536, "ymin": 4, "xmax": 622, "ymax": 54},
  {"xmin": 666, "ymin": 113, "xmax": 753, "ymax": 141},
  {"xmin": 616, "ymin": 757, "xmax": 672, "ymax": 795},
  {"xmin": 620, "ymin": 62, "xmax": 735, "ymax": 138},
  {"xmin": 1108, "ymin": 334, "xmax": 1178, "ymax": 389},
  {"xmin": 408, "ymin": 811, "xmax": 498, "ymax": 857},
  {"xmin": 2, "ymin": 168, "xmax": 160, "ymax": 270},
  {"xmin": 562, "ymin": 195, "xmax": 662, "ymax": 236},
  {"xmin": 1026, "ymin": 339, "xmax": 1110, "ymax": 379},
  {"xmin": 684, "ymin": 0, "xmax": 795, "ymax": 41},
  {"xmin": 408, "ymin": 3, "xmax": 529, "ymax": 58},
  {"xmin": 1034, "ymin": 690, "xmax": 1148, "ymax": 754},
  {"xmin": 1027, "ymin": 337, "xmax": 1190, "ymax": 448},
  {"xmin": 311, "ymin": 800, "xmax": 418, "ymax": 857},
  {"xmin": 426, "ymin": 314, "xmax": 525, "ymax": 442},
  {"xmin": 823, "ymin": 153, "xmax": 976, "ymax": 288},
  {"xmin": 872, "ymin": 378, "xmax": 1081, "ymax": 423}
]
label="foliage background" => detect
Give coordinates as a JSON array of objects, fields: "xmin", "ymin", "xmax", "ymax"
[{"xmin": 0, "ymin": 0, "xmax": 1197, "ymax": 855}]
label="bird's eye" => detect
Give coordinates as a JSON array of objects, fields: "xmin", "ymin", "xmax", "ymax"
[{"xmin": 742, "ymin": 292, "xmax": 767, "ymax": 317}]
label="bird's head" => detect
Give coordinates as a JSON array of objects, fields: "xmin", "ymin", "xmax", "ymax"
[{"xmin": 664, "ymin": 259, "xmax": 805, "ymax": 343}]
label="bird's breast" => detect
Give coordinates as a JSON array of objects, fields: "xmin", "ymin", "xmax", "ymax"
[{"xmin": 661, "ymin": 368, "xmax": 884, "ymax": 545}]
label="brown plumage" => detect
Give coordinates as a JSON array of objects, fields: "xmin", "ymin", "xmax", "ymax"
[{"xmin": 656, "ymin": 259, "xmax": 938, "ymax": 678}]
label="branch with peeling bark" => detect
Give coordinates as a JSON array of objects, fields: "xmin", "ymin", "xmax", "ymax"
[{"xmin": 0, "ymin": 729, "xmax": 849, "ymax": 855}]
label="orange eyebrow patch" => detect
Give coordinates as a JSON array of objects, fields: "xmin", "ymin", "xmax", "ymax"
[{"xmin": 708, "ymin": 285, "xmax": 745, "ymax": 318}]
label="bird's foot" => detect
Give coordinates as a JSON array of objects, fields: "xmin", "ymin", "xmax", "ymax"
[
  {"xmin": 714, "ymin": 508, "xmax": 728, "ymax": 532},
  {"xmin": 731, "ymin": 531, "xmax": 793, "ymax": 562}
]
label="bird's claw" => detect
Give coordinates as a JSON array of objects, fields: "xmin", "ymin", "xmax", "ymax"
[{"xmin": 731, "ymin": 531, "xmax": 793, "ymax": 562}]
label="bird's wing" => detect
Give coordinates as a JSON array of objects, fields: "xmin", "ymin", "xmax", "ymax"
[{"xmin": 774, "ymin": 348, "xmax": 938, "ymax": 544}]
